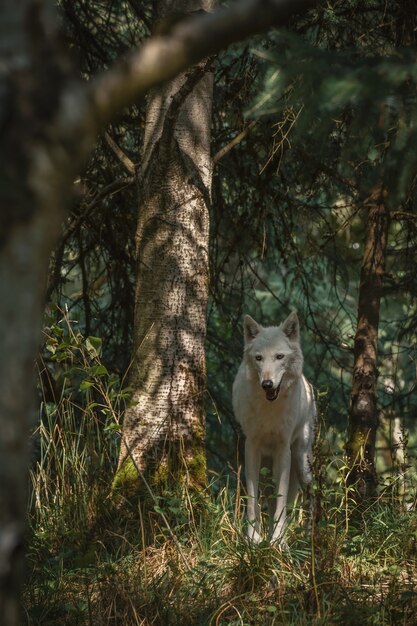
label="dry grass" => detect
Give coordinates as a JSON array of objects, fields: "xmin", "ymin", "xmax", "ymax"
[{"xmin": 24, "ymin": 317, "xmax": 417, "ymax": 625}]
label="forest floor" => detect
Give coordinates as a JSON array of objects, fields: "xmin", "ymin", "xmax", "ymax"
[
  {"xmin": 24, "ymin": 324, "xmax": 417, "ymax": 625},
  {"xmin": 24, "ymin": 454, "xmax": 417, "ymax": 625}
]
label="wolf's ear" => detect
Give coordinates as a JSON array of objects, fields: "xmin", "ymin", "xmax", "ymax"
[
  {"xmin": 243, "ymin": 315, "xmax": 261, "ymax": 343},
  {"xmin": 282, "ymin": 311, "xmax": 300, "ymax": 342}
]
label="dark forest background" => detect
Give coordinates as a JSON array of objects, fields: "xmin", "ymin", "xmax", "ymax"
[{"xmin": 44, "ymin": 0, "xmax": 417, "ymax": 470}]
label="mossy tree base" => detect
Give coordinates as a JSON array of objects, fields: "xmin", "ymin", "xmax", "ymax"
[{"xmin": 112, "ymin": 435, "xmax": 207, "ymax": 503}]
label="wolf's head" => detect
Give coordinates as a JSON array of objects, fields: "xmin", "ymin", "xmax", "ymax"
[{"xmin": 243, "ymin": 312, "xmax": 304, "ymax": 401}]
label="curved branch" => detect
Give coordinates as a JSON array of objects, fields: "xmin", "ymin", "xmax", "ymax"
[{"xmin": 87, "ymin": 0, "xmax": 319, "ymax": 131}]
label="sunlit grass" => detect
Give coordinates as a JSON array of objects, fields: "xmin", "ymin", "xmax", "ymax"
[{"xmin": 24, "ymin": 316, "xmax": 417, "ymax": 625}]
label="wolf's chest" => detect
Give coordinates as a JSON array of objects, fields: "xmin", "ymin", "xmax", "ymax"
[{"xmin": 244, "ymin": 401, "xmax": 293, "ymax": 447}]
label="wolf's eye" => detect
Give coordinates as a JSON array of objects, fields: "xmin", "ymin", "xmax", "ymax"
[
  {"xmin": 275, "ymin": 354, "xmax": 285, "ymax": 360},
  {"xmin": 255, "ymin": 355, "xmax": 263, "ymax": 361}
]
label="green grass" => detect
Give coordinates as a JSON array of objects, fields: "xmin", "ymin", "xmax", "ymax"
[{"xmin": 24, "ymin": 318, "xmax": 417, "ymax": 625}]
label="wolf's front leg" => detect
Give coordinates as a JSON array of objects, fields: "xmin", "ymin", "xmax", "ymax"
[
  {"xmin": 271, "ymin": 446, "xmax": 291, "ymax": 544},
  {"xmin": 245, "ymin": 439, "xmax": 261, "ymax": 544}
]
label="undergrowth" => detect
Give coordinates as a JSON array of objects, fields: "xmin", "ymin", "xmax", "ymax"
[{"xmin": 24, "ymin": 314, "xmax": 417, "ymax": 625}]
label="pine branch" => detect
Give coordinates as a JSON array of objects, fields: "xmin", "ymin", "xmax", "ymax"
[{"xmin": 104, "ymin": 132, "xmax": 136, "ymax": 175}]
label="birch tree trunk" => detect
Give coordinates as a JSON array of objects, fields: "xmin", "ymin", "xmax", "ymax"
[
  {"xmin": 346, "ymin": 186, "xmax": 389, "ymax": 501},
  {"xmin": 116, "ymin": 0, "xmax": 215, "ymax": 493}
]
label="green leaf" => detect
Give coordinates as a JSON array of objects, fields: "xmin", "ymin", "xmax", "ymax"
[
  {"xmin": 104, "ymin": 422, "xmax": 121, "ymax": 432},
  {"xmin": 46, "ymin": 342, "xmax": 57, "ymax": 355},
  {"xmin": 86, "ymin": 402, "xmax": 100, "ymax": 410},
  {"xmin": 86, "ymin": 336, "xmax": 102, "ymax": 357},
  {"xmin": 80, "ymin": 380, "xmax": 94, "ymax": 391},
  {"xmin": 89, "ymin": 364, "xmax": 108, "ymax": 377}
]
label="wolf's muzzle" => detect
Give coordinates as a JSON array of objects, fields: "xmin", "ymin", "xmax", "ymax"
[{"xmin": 262, "ymin": 380, "xmax": 281, "ymax": 402}]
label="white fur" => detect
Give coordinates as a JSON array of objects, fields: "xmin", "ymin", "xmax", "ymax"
[{"xmin": 232, "ymin": 312, "xmax": 316, "ymax": 544}]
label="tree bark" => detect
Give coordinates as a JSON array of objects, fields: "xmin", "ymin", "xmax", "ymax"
[
  {"xmin": 116, "ymin": 0, "xmax": 214, "ymax": 493},
  {"xmin": 346, "ymin": 186, "xmax": 390, "ymax": 500},
  {"xmin": 0, "ymin": 3, "xmax": 71, "ymax": 620}
]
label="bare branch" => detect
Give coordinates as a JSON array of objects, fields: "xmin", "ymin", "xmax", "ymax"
[
  {"xmin": 104, "ymin": 132, "xmax": 136, "ymax": 175},
  {"xmin": 213, "ymin": 120, "xmax": 257, "ymax": 164},
  {"xmin": 64, "ymin": 177, "xmax": 135, "ymax": 243},
  {"xmin": 391, "ymin": 211, "xmax": 417, "ymax": 224}
]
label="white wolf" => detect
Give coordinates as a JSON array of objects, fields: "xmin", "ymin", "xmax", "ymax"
[{"xmin": 233, "ymin": 312, "xmax": 315, "ymax": 545}]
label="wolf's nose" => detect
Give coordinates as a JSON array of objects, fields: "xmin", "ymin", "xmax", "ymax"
[{"xmin": 262, "ymin": 379, "xmax": 273, "ymax": 390}]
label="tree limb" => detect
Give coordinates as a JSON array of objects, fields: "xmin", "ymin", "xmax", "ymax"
[
  {"xmin": 104, "ymin": 132, "xmax": 136, "ymax": 175},
  {"xmin": 87, "ymin": 0, "xmax": 319, "ymax": 132},
  {"xmin": 213, "ymin": 120, "xmax": 257, "ymax": 164},
  {"xmin": 66, "ymin": 177, "xmax": 135, "ymax": 240}
]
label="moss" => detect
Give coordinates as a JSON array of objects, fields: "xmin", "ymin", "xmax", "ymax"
[
  {"xmin": 347, "ymin": 430, "xmax": 365, "ymax": 456},
  {"xmin": 186, "ymin": 442, "xmax": 207, "ymax": 490},
  {"xmin": 111, "ymin": 457, "xmax": 142, "ymax": 499},
  {"xmin": 346, "ymin": 426, "xmax": 378, "ymax": 502},
  {"xmin": 150, "ymin": 433, "xmax": 208, "ymax": 493},
  {"xmin": 188, "ymin": 447, "xmax": 206, "ymax": 481},
  {"xmin": 111, "ymin": 457, "xmax": 168, "ymax": 498},
  {"xmin": 111, "ymin": 432, "xmax": 207, "ymax": 504},
  {"xmin": 346, "ymin": 426, "xmax": 374, "ymax": 461},
  {"xmin": 150, "ymin": 457, "xmax": 169, "ymax": 488}
]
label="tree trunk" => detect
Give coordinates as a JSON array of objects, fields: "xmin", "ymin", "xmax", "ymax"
[
  {"xmin": 0, "ymin": 210, "xmax": 63, "ymax": 625},
  {"xmin": 116, "ymin": 0, "xmax": 215, "ymax": 494},
  {"xmin": 346, "ymin": 186, "xmax": 389, "ymax": 500},
  {"xmin": 0, "ymin": 3, "xmax": 69, "ymax": 620},
  {"xmin": 390, "ymin": 415, "xmax": 408, "ymax": 506}
]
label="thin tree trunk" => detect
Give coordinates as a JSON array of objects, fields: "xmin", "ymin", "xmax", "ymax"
[
  {"xmin": 390, "ymin": 415, "xmax": 408, "ymax": 505},
  {"xmin": 116, "ymin": 0, "xmax": 215, "ymax": 494},
  {"xmin": 346, "ymin": 186, "xmax": 389, "ymax": 500}
]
